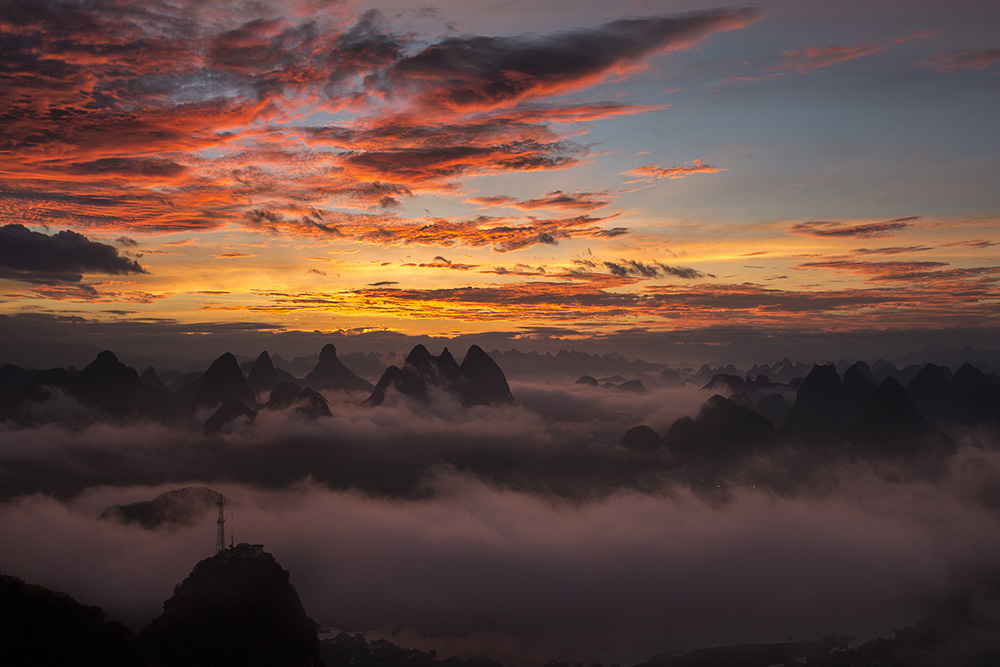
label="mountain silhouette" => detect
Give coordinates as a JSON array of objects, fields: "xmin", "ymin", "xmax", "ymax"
[
  {"xmin": 907, "ymin": 362, "xmax": 954, "ymax": 425},
  {"xmin": 620, "ymin": 424, "xmax": 663, "ymax": 451},
  {"xmin": 850, "ymin": 377, "xmax": 952, "ymax": 456},
  {"xmin": 78, "ymin": 350, "xmax": 141, "ymax": 417},
  {"xmin": 841, "ymin": 360, "xmax": 877, "ymax": 420},
  {"xmin": 194, "ymin": 353, "xmax": 255, "ymax": 410},
  {"xmin": 755, "ymin": 393, "xmax": 791, "ymax": 429},
  {"xmin": 139, "ymin": 366, "xmax": 169, "ymax": 392},
  {"xmin": 783, "ymin": 364, "xmax": 847, "ymax": 438},
  {"xmin": 247, "ymin": 351, "xmax": 279, "ymax": 394},
  {"xmin": 204, "ymin": 399, "xmax": 257, "ymax": 434},
  {"xmin": 138, "ymin": 544, "xmax": 322, "ymax": 667},
  {"xmin": 663, "ymin": 394, "xmax": 775, "ymax": 459},
  {"xmin": 265, "ymin": 382, "xmax": 332, "ymax": 418},
  {"xmin": 1, "ymin": 574, "xmax": 143, "ymax": 667},
  {"xmin": 303, "ymin": 344, "xmax": 373, "ymax": 393},
  {"xmin": 366, "ymin": 344, "xmax": 514, "ymax": 407},
  {"xmin": 454, "ymin": 345, "xmax": 516, "ymax": 407},
  {"xmin": 100, "ymin": 487, "xmax": 223, "ymax": 529}
]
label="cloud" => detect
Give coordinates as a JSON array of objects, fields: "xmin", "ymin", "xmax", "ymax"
[
  {"xmin": 772, "ymin": 42, "xmax": 886, "ymax": 74},
  {"xmin": 242, "ymin": 209, "xmax": 627, "ymax": 251},
  {"xmin": 941, "ymin": 239, "xmax": 998, "ymax": 249},
  {"xmin": 0, "ymin": 223, "xmax": 146, "ymax": 284},
  {"xmin": 796, "ymin": 258, "xmax": 1000, "ymax": 284},
  {"xmin": 378, "ymin": 10, "xmax": 760, "ymax": 112},
  {"xmin": 922, "ymin": 49, "xmax": 1000, "ymax": 73},
  {"xmin": 0, "ymin": 2, "xmax": 756, "ymax": 235},
  {"xmin": 624, "ymin": 159, "xmax": 724, "ymax": 181},
  {"xmin": 467, "ymin": 191, "xmax": 612, "ymax": 213},
  {"xmin": 215, "ymin": 252, "xmax": 259, "ymax": 258},
  {"xmin": 771, "ymin": 33, "xmax": 934, "ymax": 75},
  {"xmin": 854, "ymin": 246, "xmax": 934, "ymax": 255},
  {"xmin": 1, "ymin": 443, "xmax": 1000, "ymax": 665},
  {"xmin": 574, "ymin": 259, "xmax": 710, "ymax": 280},
  {"xmin": 791, "ymin": 217, "xmax": 919, "ymax": 239}
]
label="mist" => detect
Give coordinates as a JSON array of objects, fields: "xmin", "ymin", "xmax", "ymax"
[{"xmin": 3, "ymin": 443, "xmax": 1000, "ymax": 665}]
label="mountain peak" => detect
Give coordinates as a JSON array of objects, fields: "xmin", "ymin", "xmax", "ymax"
[
  {"xmin": 194, "ymin": 353, "xmax": 254, "ymax": 409},
  {"xmin": 303, "ymin": 343, "xmax": 373, "ymax": 393}
]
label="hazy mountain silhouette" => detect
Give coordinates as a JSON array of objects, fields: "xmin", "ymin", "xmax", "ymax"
[
  {"xmin": 755, "ymin": 393, "xmax": 790, "ymax": 429},
  {"xmin": 850, "ymin": 377, "xmax": 952, "ymax": 457},
  {"xmin": 265, "ymin": 382, "xmax": 332, "ymax": 418},
  {"xmin": 303, "ymin": 344, "xmax": 373, "ymax": 393},
  {"xmin": 663, "ymin": 394, "xmax": 775, "ymax": 459},
  {"xmin": 139, "ymin": 366, "xmax": 169, "ymax": 392},
  {"xmin": 204, "ymin": 399, "xmax": 257, "ymax": 434},
  {"xmin": 620, "ymin": 424, "xmax": 663, "ymax": 451},
  {"xmin": 246, "ymin": 351, "xmax": 297, "ymax": 394},
  {"xmin": 100, "ymin": 487, "xmax": 223, "ymax": 529},
  {"xmin": 138, "ymin": 544, "xmax": 322, "ymax": 667}
]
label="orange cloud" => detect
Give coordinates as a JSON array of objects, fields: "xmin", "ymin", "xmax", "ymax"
[{"xmin": 624, "ymin": 160, "xmax": 724, "ymax": 182}]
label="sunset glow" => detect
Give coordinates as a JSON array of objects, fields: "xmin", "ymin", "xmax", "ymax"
[{"xmin": 1, "ymin": 0, "xmax": 998, "ymax": 353}]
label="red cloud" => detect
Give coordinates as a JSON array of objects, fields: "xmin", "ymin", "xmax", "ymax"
[{"xmin": 922, "ymin": 49, "xmax": 1000, "ymax": 73}]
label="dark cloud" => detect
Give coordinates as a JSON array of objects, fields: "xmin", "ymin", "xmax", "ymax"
[
  {"xmin": 64, "ymin": 158, "xmax": 189, "ymax": 178},
  {"xmin": 941, "ymin": 239, "xmax": 998, "ymax": 249},
  {"xmin": 854, "ymin": 246, "xmax": 933, "ymax": 255},
  {"xmin": 380, "ymin": 9, "xmax": 760, "ymax": 110},
  {"xmin": 0, "ymin": 223, "xmax": 146, "ymax": 284},
  {"xmin": 792, "ymin": 217, "xmax": 919, "ymax": 239},
  {"xmin": 467, "ymin": 190, "xmax": 611, "ymax": 212},
  {"xmin": 574, "ymin": 258, "xmax": 710, "ymax": 279},
  {"xmin": 242, "ymin": 209, "xmax": 625, "ymax": 252}
]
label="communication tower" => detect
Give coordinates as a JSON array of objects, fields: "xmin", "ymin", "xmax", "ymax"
[{"xmin": 215, "ymin": 493, "xmax": 226, "ymax": 554}]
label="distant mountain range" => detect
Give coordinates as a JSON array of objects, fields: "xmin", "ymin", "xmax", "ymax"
[
  {"xmin": 0, "ymin": 343, "xmax": 517, "ymax": 433},
  {"xmin": 621, "ymin": 360, "xmax": 999, "ymax": 466}
]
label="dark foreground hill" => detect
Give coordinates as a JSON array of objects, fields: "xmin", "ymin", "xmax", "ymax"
[
  {"xmin": 0, "ymin": 573, "xmax": 144, "ymax": 666},
  {"xmin": 138, "ymin": 544, "xmax": 323, "ymax": 667},
  {"xmin": 3, "ymin": 568, "xmax": 998, "ymax": 667}
]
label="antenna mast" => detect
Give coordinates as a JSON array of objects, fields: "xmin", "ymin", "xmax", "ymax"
[{"xmin": 215, "ymin": 494, "xmax": 226, "ymax": 554}]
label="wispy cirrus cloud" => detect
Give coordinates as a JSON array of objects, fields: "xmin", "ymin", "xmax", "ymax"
[
  {"xmin": 771, "ymin": 32, "xmax": 935, "ymax": 75},
  {"xmin": 243, "ymin": 209, "xmax": 628, "ymax": 251},
  {"xmin": 791, "ymin": 217, "xmax": 919, "ymax": 239},
  {"xmin": 921, "ymin": 48, "xmax": 1000, "ymax": 73},
  {"xmin": 623, "ymin": 159, "xmax": 724, "ymax": 182}
]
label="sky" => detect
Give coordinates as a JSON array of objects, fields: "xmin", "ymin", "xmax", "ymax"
[{"xmin": 2, "ymin": 0, "xmax": 999, "ymax": 361}]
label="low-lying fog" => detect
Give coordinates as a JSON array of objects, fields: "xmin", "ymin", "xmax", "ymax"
[{"xmin": 2, "ymin": 379, "xmax": 999, "ymax": 665}]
